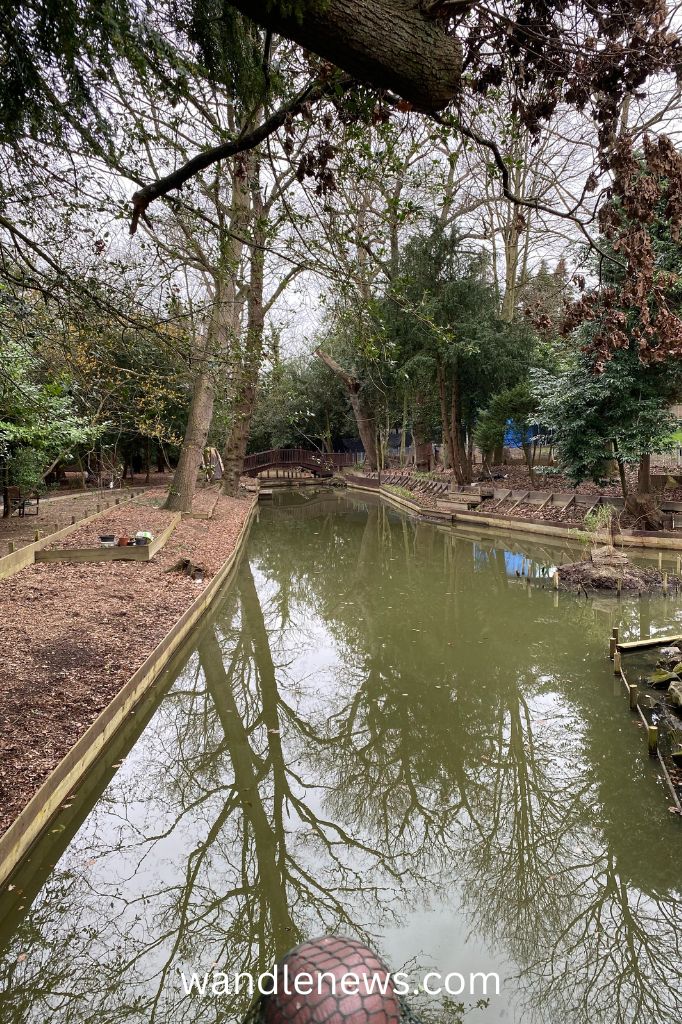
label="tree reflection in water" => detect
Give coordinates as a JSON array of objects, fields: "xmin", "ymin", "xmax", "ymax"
[{"xmin": 0, "ymin": 492, "xmax": 680, "ymax": 1024}]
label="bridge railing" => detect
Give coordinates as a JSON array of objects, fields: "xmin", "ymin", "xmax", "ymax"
[{"xmin": 243, "ymin": 448, "xmax": 358, "ymax": 472}]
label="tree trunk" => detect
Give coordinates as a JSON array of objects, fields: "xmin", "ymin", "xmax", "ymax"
[
  {"xmin": 221, "ymin": 173, "xmax": 266, "ymax": 496},
  {"xmin": 501, "ymin": 218, "xmax": 520, "ymax": 323},
  {"xmin": 399, "ymin": 391, "xmax": 407, "ymax": 466},
  {"xmin": 612, "ymin": 439, "xmax": 628, "ymax": 498},
  {"xmin": 315, "ymin": 348, "xmax": 378, "ymax": 470},
  {"xmin": 522, "ymin": 442, "xmax": 536, "ymax": 487},
  {"xmin": 167, "ymin": 146, "xmax": 252, "ymax": 511},
  {"xmin": 437, "ymin": 362, "xmax": 456, "ymax": 474},
  {"xmin": 637, "ymin": 452, "xmax": 651, "ymax": 495},
  {"xmin": 439, "ymin": 364, "xmax": 468, "ymax": 484},
  {"xmin": 466, "ymin": 430, "xmax": 474, "ymax": 480},
  {"xmin": 164, "ymin": 350, "xmax": 214, "ymax": 513},
  {"xmin": 228, "ymin": 0, "xmax": 462, "ymax": 111},
  {"xmin": 450, "ymin": 384, "xmax": 470, "ymax": 484},
  {"xmin": 222, "ymin": 380, "xmax": 259, "ymax": 496}
]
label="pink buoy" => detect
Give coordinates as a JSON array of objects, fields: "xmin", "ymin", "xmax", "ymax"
[{"xmin": 260, "ymin": 935, "xmax": 402, "ymax": 1024}]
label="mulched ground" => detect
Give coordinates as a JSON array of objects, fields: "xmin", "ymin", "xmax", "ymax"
[
  {"xmin": 0, "ymin": 486, "xmax": 255, "ymax": 838},
  {"xmin": 476, "ymin": 496, "xmax": 588, "ymax": 526},
  {"xmin": 474, "ymin": 462, "xmax": 682, "ymax": 500},
  {"xmin": 49, "ymin": 501, "xmax": 174, "ymax": 549}
]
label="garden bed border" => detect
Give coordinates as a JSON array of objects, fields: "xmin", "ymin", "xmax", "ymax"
[
  {"xmin": 34, "ymin": 512, "xmax": 181, "ymax": 563},
  {"xmin": 0, "ymin": 497, "xmax": 257, "ymax": 887},
  {"xmin": 0, "ymin": 489, "xmax": 147, "ymax": 580}
]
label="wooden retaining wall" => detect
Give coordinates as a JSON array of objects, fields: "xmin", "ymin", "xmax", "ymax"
[
  {"xmin": 344, "ymin": 478, "xmax": 682, "ymax": 552},
  {"xmin": 0, "ymin": 500, "xmax": 258, "ymax": 888}
]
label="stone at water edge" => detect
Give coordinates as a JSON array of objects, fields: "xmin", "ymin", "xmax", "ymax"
[
  {"xmin": 668, "ymin": 680, "xmax": 682, "ymax": 708},
  {"xmin": 646, "ymin": 670, "xmax": 680, "ymax": 689},
  {"xmin": 260, "ymin": 936, "xmax": 402, "ymax": 1024},
  {"xmin": 659, "ymin": 647, "xmax": 681, "ymax": 661}
]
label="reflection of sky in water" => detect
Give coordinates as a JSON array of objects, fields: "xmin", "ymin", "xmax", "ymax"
[
  {"xmin": 473, "ymin": 544, "xmax": 556, "ymax": 580},
  {"xmin": 0, "ymin": 493, "xmax": 681, "ymax": 1024}
]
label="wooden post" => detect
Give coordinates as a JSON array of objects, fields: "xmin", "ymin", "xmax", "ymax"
[
  {"xmin": 629, "ymin": 683, "xmax": 638, "ymax": 710},
  {"xmin": 614, "ymin": 649, "xmax": 622, "ymax": 674},
  {"xmin": 609, "ymin": 630, "xmax": 617, "ymax": 659},
  {"xmin": 663, "ymin": 570, "xmax": 669, "ymax": 595},
  {"xmin": 34, "ymin": 529, "xmax": 41, "ymax": 541},
  {"xmin": 647, "ymin": 724, "xmax": 658, "ymax": 756},
  {"xmin": 554, "ymin": 569, "xmax": 560, "ymax": 590},
  {"xmin": 96, "ymin": 502, "xmax": 101, "ymax": 513},
  {"xmin": 115, "ymin": 498, "xmax": 120, "ymax": 505},
  {"xmin": 8, "ymin": 542, "xmax": 14, "ymax": 553},
  {"xmin": 71, "ymin": 516, "xmax": 76, "ymax": 525}
]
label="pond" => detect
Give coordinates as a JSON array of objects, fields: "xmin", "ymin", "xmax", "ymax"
[{"xmin": 0, "ymin": 489, "xmax": 680, "ymax": 1024}]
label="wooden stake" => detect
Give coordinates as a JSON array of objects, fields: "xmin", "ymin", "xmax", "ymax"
[
  {"xmin": 554, "ymin": 569, "xmax": 560, "ymax": 589},
  {"xmin": 648, "ymin": 724, "xmax": 658, "ymax": 756},
  {"xmin": 629, "ymin": 683, "xmax": 638, "ymax": 710},
  {"xmin": 614, "ymin": 649, "xmax": 622, "ymax": 674},
  {"xmin": 34, "ymin": 530, "xmax": 41, "ymax": 541},
  {"xmin": 613, "ymin": 626, "xmax": 619, "ymax": 644},
  {"xmin": 71, "ymin": 516, "xmax": 76, "ymax": 525},
  {"xmin": 609, "ymin": 632, "xmax": 617, "ymax": 659},
  {"xmin": 8, "ymin": 542, "xmax": 14, "ymax": 553}
]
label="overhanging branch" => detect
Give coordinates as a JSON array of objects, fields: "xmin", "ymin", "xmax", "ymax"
[{"xmin": 129, "ymin": 75, "xmax": 353, "ymax": 234}]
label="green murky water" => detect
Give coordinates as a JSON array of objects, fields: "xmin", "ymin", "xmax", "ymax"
[{"xmin": 1, "ymin": 489, "xmax": 681, "ymax": 1024}]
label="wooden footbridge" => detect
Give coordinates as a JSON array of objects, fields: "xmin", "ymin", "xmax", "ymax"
[{"xmin": 242, "ymin": 448, "xmax": 357, "ymax": 478}]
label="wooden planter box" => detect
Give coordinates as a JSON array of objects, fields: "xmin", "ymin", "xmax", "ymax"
[{"xmin": 35, "ymin": 513, "xmax": 181, "ymax": 564}]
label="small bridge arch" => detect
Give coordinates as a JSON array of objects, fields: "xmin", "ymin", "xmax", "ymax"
[{"xmin": 242, "ymin": 448, "xmax": 357, "ymax": 478}]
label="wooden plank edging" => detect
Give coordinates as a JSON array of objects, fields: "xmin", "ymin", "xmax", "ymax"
[
  {"xmin": 0, "ymin": 489, "xmax": 146, "ymax": 580},
  {"xmin": 617, "ymin": 634, "xmax": 682, "ymax": 653},
  {"xmin": 0, "ymin": 499, "xmax": 257, "ymax": 887},
  {"xmin": 34, "ymin": 512, "xmax": 181, "ymax": 564},
  {"xmin": 612, "ymin": 640, "xmax": 682, "ymax": 814}
]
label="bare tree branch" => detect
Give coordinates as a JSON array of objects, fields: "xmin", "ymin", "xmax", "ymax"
[{"xmin": 129, "ymin": 75, "xmax": 353, "ymax": 234}]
